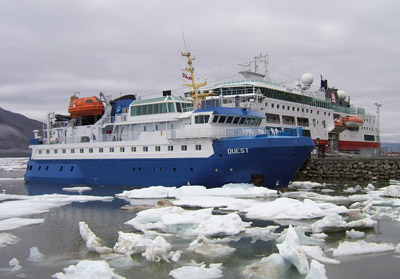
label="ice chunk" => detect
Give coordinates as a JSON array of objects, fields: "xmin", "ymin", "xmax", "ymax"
[
  {"xmin": 243, "ymin": 198, "xmax": 347, "ymax": 221},
  {"xmin": 62, "ymin": 187, "xmax": 92, "ymax": 194},
  {"xmin": 333, "ymin": 240, "xmax": 395, "ymax": 257},
  {"xmin": 302, "ymin": 246, "xmax": 340, "ymax": 265},
  {"xmin": 188, "ymin": 235, "xmax": 235, "ymax": 257},
  {"xmin": 126, "ymin": 206, "xmax": 250, "ymax": 237},
  {"xmin": 117, "ymin": 186, "xmax": 177, "ymax": 199},
  {"xmin": 289, "ymin": 181, "xmax": 323, "ymax": 191},
  {"xmin": 242, "ymin": 253, "xmax": 289, "ymax": 279},
  {"xmin": 311, "ymin": 213, "xmax": 346, "ymax": 233},
  {"xmin": 0, "ymin": 217, "xmax": 44, "ymax": 231},
  {"xmin": 346, "ymin": 229, "xmax": 366, "ymax": 239},
  {"xmin": 52, "ymin": 260, "xmax": 125, "ymax": 279},
  {"xmin": 382, "ymin": 185, "xmax": 400, "ymax": 198},
  {"xmin": 169, "ymin": 263, "xmax": 223, "ymax": 279},
  {"xmin": 304, "ymin": 260, "xmax": 328, "ymax": 279},
  {"xmin": 27, "ymin": 247, "xmax": 46, "ymax": 262},
  {"xmin": 141, "ymin": 236, "xmax": 172, "ymax": 262},
  {"xmin": 9, "ymin": 258, "xmax": 21, "ymax": 271},
  {"xmin": 276, "ymin": 225, "xmax": 309, "ymax": 275},
  {"xmin": 0, "ymin": 233, "xmax": 20, "ymax": 247},
  {"xmin": 113, "ymin": 231, "xmax": 147, "ymax": 255},
  {"xmin": 79, "ymin": 221, "xmax": 113, "ymax": 254}
]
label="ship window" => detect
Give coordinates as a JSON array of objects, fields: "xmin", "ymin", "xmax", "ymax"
[
  {"xmin": 86, "ymin": 99, "xmax": 93, "ymax": 103},
  {"xmin": 176, "ymin": 103, "xmax": 182, "ymax": 112},
  {"xmin": 143, "ymin": 126, "xmax": 147, "ymax": 132},
  {"xmin": 218, "ymin": 115, "xmax": 227, "ymax": 123},
  {"xmin": 143, "ymin": 146, "xmax": 148, "ymax": 152},
  {"xmin": 195, "ymin": 115, "xmax": 210, "ymax": 124},
  {"xmin": 70, "ymin": 166, "xmax": 74, "ymax": 172},
  {"xmin": 28, "ymin": 165, "xmax": 32, "ymax": 170},
  {"xmin": 38, "ymin": 150, "xmax": 42, "ymax": 154},
  {"xmin": 62, "ymin": 149, "xmax": 66, "ymax": 154},
  {"xmin": 109, "ymin": 147, "xmax": 114, "ymax": 152},
  {"xmin": 282, "ymin": 105, "xmax": 285, "ymax": 110},
  {"xmin": 89, "ymin": 148, "xmax": 93, "ymax": 153},
  {"xmin": 168, "ymin": 146, "xmax": 174, "ymax": 151},
  {"xmin": 59, "ymin": 166, "xmax": 63, "ymax": 172},
  {"xmin": 171, "ymin": 124, "xmax": 174, "ymax": 129},
  {"xmin": 155, "ymin": 124, "xmax": 159, "ymax": 130},
  {"xmin": 120, "ymin": 147, "xmax": 125, "ymax": 152},
  {"xmin": 195, "ymin": 144, "xmax": 202, "ymax": 150},
  {"xmin": 71, "ymin": 149, "xmax": 75, "ymax": 154},
  {"xmin": 80, "ymin": 149, "xmax": 84, "ymax": 153},
  {"xmin": 168, "ymin": 102, "xmax": 175, "ymax": 113},
  {"xmin": 46, "ymin": 150, "xmax": 50, "ymax": 154},
  {"xmin": 212, "ymin": 115, "xmax": 219, "ymax": 123},
  {"xmin": 54, "ymin": 149, "xmax": 58, "ymax": 154},
  {"xmin": 239, "ymin": 117, "xmax": 246, "ymax": 124},
  {"xmin": 131, "ymin": 147, "xmax": 136, "ymax": 152},
  {"xmin": 277, "ymin": 104, "xmax": 280, "ymax": 109},
  {"xmin": 46, "ymin": 166, "xmax": 49, "ymax": 171},
  {"xmin": 226, "ymin": 116, "xmax": 234, "ymax": 124},
  {"xmin": 181, "ymin": 145, "xmax": 187, "ymax": 151},
  {"xmin": 271, "ymin": 104, "xmax": 274, "ymax": 108},
  {"xmin": 233, "ymin": 117, "xmax": 240, "ymax": 124},
  {"xmin": 38, "ymin": 166, "xmax": 41, "ymax": 171},
  {"xmin": 155, "ymin": 146, "xmax": 161, "ymax": 152}
]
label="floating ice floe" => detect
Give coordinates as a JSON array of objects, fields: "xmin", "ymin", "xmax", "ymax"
[
  {"xmin": 113, "ymin": 231, "xmax": 147, "ymax": 255},
  {"xmin": 0, "ymin": 217, "xmax": 44, "ymax": 231},
  {"xmin": 62, "ymin": 187, "xmax": 92, "ymax": 194},
  {"xmin": 302, "ymin": 246, "xmax": 340, "ymax": 265},
  {"xmin": 117, "ymin": 183, "xmax": 277, "ymax": 200},
  {"xmin": 311, "ymin": 213, "xmax": 376, "ymax": 233},
  {"xmin": 242, "ymin": 253, "xmax": 289, "ymax": 279},
  {"xmin": 125, "ymin": 206, "xmax": 251, "ymax": 237},
  {"xmin": 382, "ymin": 185, "xmax": 400, "ymax": 198},
  {"xmin": 289, "ymin": 181, "xmax": 324, "ymax": 191},
  {"xmin": 242, "ymin": 197, "xmax": 348, "ymax": 221},
  {"xmin": 346, "ymin": 229, "xmax": 366, "ymax": 239},
  {"xmin": 79, "ymin": 221, "xmax": 113, "ymax": 254},
  {"xmin": 27, "ymin": 247, "xmax": 46, "ymax": 262},
  {"xmin": 9, "ymin": 258, "xmax": 21, "ymax": 272},
  {"xmin": 52, "ymin": 260, "xmax": 125, "ymax": 279},
  {"xmin": 0, "ymin": 233, "xmax": 20, "ymax": 247},
  {"xmin": 333, "ymin": 240, "xmax": 395, "ymax": 257},
  {"xmin": 304, "ymin": 260, "xmax": 328, "ymax": 279},
  {"xmin": 188, "ymin": 235, "xmax": 236, "ymax": 258},
  {"xmin": 169, "ymin": 262, "xmax": 223, "ymax": 279},
  {"xmin": 276, "ymin": 225, "xmax": 309, "ymax": 275}
]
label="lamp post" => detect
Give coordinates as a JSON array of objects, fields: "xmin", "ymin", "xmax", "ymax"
[{"xmin": 374, "ymin": 103, "xmax": 382, "ymax": 156}]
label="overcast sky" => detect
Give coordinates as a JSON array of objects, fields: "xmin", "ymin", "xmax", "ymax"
[{"xmin": 1, "ymin": 0, "xmax": 399, "ymax": 143}]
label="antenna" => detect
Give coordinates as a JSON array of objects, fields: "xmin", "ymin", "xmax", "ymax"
[{"xmin": 181, "ymin": 29, "xmax": 188, "ymax": 52}]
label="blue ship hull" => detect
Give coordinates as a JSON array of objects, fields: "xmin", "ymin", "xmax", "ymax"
[{"xmin": 24, "ymin": 136, "xmax": 314, "ymax": 189}]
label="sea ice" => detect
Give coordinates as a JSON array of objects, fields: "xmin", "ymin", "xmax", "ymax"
[
  {"xmin": 243, "ymin": 197, "xmax": 347, "ymax": 221},
  {"xmin": 169, "ymin": 263, "xmax": 223, "ymax": 279},
  {"xmin": 304, "ymin": 260, "xmax": 328, "ymax": 279},
  {"xmin": 242, "ymin": 253, "xmax": 289, "ymax": 279},
  {"xmin": 52, "ymin": 260, "xmax": 125, "ymax": 279},
  {"xmin": 276, "ymin": 225, "xmax": 309, "ymax": 275},
  {"xmin": 141, "ymin": 235, "xmax": 172, "ymax": 262},
  {"xmin": 302, "ymin": 246, "xmax": 340, "ymax": 265},
  {"xmin": 0, "ymin": 232, "xmax": 20, "ymax": 247},
  {"xmin": 125, "ymin": 206, "xmax": 250, "ymax": 237},
  {"xmin": 9, "ymin": 258, "xmax": 21, "ymax": 272},
  {"xmin": 333, "ymin": 240, "xmax": 395, "ymax": 257},
  {"xmin": 289, "ymin": 181, "xmax": 324, "ymax": 191},
  {"xmin": 188, "ymin": 235, "xmax": 236, "ymax": 257},
  {"xmin": 346, "ymin": 229, "xmax": 366, "ymax": 239},
  {"xmin": 27, "ymin": 246, "xmax": 46, "ymax": 262},
  {"xmin": 382, "ymin": 185, "xmax": 400, "ymax": 198},
  {"xmin": 0, "ymin": 217, "xmax": 44, "ymax": 231},
  {"xmin": 62, "ymin": 187, "xmax": 92, "ymax": 194},
  {"xmin": 79, "ymin": 221, "xmax": 113, "ymax": 254},
  {"xmin": 112, "ymin": 231, "xmax": 147, "ymax": 255}
]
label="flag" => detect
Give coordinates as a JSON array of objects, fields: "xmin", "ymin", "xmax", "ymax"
[{"xmin": 182, "ymin": 73, "xmax": 191, "ymax": 80}]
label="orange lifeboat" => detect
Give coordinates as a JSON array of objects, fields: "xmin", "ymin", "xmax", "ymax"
[
  {"xmin": 333, "ymin": 118, "xmax": 346, "ymax": 132},
  {"xmin": 341, "ymin": 115, "xmax": 364, "ymax": 129},
  {"xmin": 68, "ymin": 95, "xmax": 104, "ymax": 118}
]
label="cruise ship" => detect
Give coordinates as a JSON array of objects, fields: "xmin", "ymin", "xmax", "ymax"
[
  {"xmin": 195, "ymin": 54, "xmax": 380, "ymax": 154},
  {"xmin": 24, "ymin": 53, "xmax": 314, "ymax": 189}
]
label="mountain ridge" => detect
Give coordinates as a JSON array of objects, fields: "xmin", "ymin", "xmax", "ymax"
[{"xmin": 0, "ymin": 107, "xmax": 43, "ymax": 157}]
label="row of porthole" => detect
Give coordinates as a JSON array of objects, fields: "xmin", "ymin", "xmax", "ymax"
[
  {"xmin": 132, "ymin": 167, "xmax": 234, "ymax": 172},
  {"xmin": 27, "ymin": 165, "xmax": 75, "ymax": 172}
]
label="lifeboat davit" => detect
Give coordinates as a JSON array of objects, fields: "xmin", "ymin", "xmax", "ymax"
[
  {"xmin": 333, "ymin": 118, "xmax": 346, "ymax": 132},
  {"xmin": 341, "ymin": 115, "xmax": 364, "ymax": 129},
  {"xmin": 68, "ymin": 95, "xmax": 104, "ymax": 118}
]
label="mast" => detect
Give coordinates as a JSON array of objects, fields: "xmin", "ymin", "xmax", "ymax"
[{"xmin": 181, "ymin": 52, "xmax": 207, "ymax": 107}]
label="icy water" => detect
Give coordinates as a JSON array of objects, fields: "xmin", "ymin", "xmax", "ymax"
[{"xmin": 0, "ymin": 158, "xmax": 399, "ymax": 279}]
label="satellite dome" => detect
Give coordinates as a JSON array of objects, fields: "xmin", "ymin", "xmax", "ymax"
[
  {"xmin": 300, "ymin": 73, "xmax": 314, "ymax": 86},
  {"xmin": 337, "ymin": 90, "xmax": 346, "ymax": 99}
]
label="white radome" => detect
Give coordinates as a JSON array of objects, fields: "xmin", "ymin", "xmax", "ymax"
[
  {"xmin": 300, "ymin": 73, "xmax": 314, "ymax": 86},
  {"xmin": 337, "ymin": 90, "xmax": 346, "ymax": 99}
]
